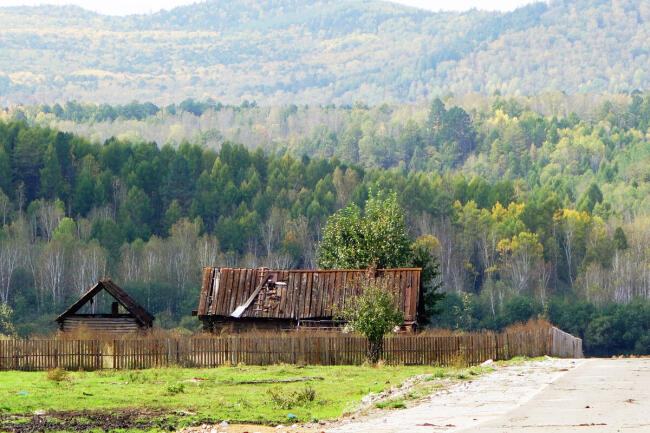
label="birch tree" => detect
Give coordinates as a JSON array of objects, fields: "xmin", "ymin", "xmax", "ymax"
[
  {"xmin": 71, "ymin": 241, "xmax": 107, "ymax": 294},
  {"xmin": 497, "ymin": 231, "xmax": 544, "ymax": 295}
]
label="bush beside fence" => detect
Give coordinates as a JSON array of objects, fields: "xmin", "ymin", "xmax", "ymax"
[{"xmin": 0, "ymin": 327, "xmax": 582, "ymax": 371}]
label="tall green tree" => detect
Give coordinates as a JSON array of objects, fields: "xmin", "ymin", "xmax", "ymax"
[
  {"xmin": 40, "ymin": 144, "xmax": 64, "ymax": 199},
  {"xmin": 12, "ymin": 127, "xmax": 47, "ymax": 202},
  {"xmin": 0, "ymin": 147, "xmax": 11, "ymax": 196},
  {"xmin": 577, "ymin": 183, "xmax": 603, "ymax": 213},
  {"xmin": 411, "ymin": 235, "xmax": 444, "ymax": 323},
  {"xmin": 319, "ymin": 191, "xmax": 411, "ymax": 269}
]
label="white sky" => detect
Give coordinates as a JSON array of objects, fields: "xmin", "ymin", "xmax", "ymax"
[{"xmin": 0, "ymin": 0, "xmax": 542, "ymax": 15}]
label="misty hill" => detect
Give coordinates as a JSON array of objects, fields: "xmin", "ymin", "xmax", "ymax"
[{"xmin": 1, "ymin": 0, "xmax": 649, "ymax": 105}]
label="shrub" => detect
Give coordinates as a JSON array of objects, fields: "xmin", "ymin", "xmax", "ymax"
[
  {"xmin": 267, "ymin": 385, "xmax": 316, "ymax": 409},
  {"xmin": 46, "ymin": 368, "xmax": 68, "ymax": 382},
  {"xmin": 165, "ymin": 383, "xmax": 185, "ymax": 395}
]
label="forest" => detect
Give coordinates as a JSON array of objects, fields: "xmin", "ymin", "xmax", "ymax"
[
  {"xmin": 2, "ymin": 0, "xmax": 650, "ymax": 105},
  {"xmin": 1, "ymin": 93, "xmax": 650, "ymax": 355}
]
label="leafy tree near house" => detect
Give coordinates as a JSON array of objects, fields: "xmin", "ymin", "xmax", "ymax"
[
  {"xmin": 412, "ymin": 235, "xmax": 444, "ymax": 323},
  {"xmin": 336, "ymin": 278, "xmax": 404, "ymax": 363},
  {"xmin": 0, "ymin": 303, "xmax": 16, "ymax": 338},
  {"xmin": 320, "ymin": 192, "xmax": 444, "ymax": 346},
  {"xmin": 318, "ymin": 191, "xmax": 411, "ymax": 269}
]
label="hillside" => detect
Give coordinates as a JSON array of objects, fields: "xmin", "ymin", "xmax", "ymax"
[
  {"xmin": 1, "ymin": 0, "xmax": 649, "ymax": 105},
  {"xmin": 2, "ymin": 93, "xmax": 650, "ymax": 353}
]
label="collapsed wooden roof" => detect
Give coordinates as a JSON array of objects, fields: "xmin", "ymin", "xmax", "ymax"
[
  {"xmin": 197, "ymin": 267, "xmax": 421, "ymax": 325},
  {"xmin": 55, "ymin": 279, "xmax": 155, "ymax": 327}
]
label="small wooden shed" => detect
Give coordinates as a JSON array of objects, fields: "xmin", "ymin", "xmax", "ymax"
[
  {"xmin": 56, "ymin": 279, "xmax": 154, "ymax": 333},
  {"xmin": 195, "ymin": 267, "xmax": 421, "ymax": 332}
]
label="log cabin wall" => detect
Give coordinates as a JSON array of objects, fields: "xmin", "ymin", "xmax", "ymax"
[
  {"xmin": 56, "ymin": 280, "xmax": 155, "ymax": 334},
  {"xmin": 59, "ymin": 316, "xmax": 143, "ymax": 333},
  {"xmin": 202, "ymin": 317, "xmax": 297, "ymax": 333}
]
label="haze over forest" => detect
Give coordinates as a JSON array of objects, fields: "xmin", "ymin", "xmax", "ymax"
[{"xmin": 2, "ymin": 0, "xmax": 650, "ymax": 105}]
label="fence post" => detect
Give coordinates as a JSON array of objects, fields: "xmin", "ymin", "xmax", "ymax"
[{"xmin": 112, "ymin": 340, "xmax": 117, "ymax": 370}]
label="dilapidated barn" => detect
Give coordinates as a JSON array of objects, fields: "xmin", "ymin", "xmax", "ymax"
[
  {"xmin": 195, "ymin": 267, "xmax": 421, "ymax": 332},
  {"xmin": 56, "ymin": 279, "xmax": 154, "ymax": 333}
]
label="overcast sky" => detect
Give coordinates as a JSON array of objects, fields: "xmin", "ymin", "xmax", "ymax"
[{"xmin": 0, "ymin": 0, "xmax": 542, "ymax": 15}]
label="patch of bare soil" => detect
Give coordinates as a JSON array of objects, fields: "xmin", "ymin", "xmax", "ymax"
[{"xmin": 0, "ymin": 409, "xmax": 174, "ymax": 433}]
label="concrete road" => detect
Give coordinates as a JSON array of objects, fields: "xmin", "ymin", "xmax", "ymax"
[
  {"xmin": 329, "ymin": 358, "xmax": 650, "ymax": 433},
  {"xmin": 461, "ymin": 358, "xmax": 650, "ymax": 433}
]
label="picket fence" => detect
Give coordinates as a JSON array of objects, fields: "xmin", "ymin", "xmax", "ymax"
[{"xmin": 0, "ymin": 327, "xmax": 582, "ymax": 371}]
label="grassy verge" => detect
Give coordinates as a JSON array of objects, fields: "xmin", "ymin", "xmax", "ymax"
[{"xmin": 0, "ymin": 361, "xmax": 515, "ymax": 432}]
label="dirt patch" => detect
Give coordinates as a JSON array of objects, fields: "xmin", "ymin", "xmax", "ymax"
[
  {"xmin": 0, "ymin": 409, "xmax": 174, "ymax": 433},
  {"xmin": 0, "ymin": 410, "xmax": 321, "ymax": 433}
]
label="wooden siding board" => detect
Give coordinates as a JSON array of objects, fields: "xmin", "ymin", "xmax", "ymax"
[
  {"xmin": 289, "ymin": 271, "xmax": 299, "ymax": 319},
  {"xmin": 389, "ymin": 272, "xmax": 406, "ymax": 311},
  {"xmin": 403, "ymin": 270, "xmax": 411, "ymax": 321},
  {"xmin": 290, "ymin": 271, "xmax": 298, "ymax": 319},
  {"xmin": 407, "ymin": 271, "xmax": 414, "ymax": 321},
  {"xmin": 223, "ymin": 269, "xmax": 236, "ymax": 316},
  {"xmin": 304, "ymin": 272, "xmax": 314, "ymax": 320},
  {"xmin": 249, "ymin": 269, "xmax": 259, "ymax": 317},
  {"xmin": 241, "ymin": 269, "xmax": 253, "ymax": 318},
  {"xmin": 233, "ymin": 268, "xmax": 244, "ymax": 314},
  {"xmin": 210, "ymin": 269, "xmax": 221, "ymax": 315},
  {"xmin": 200, "ymin": 267, "xmax": 421, "ymax": 325},
  {"xmin": 278, "ymin": 271, "xmax": 289, "ymax": 317},
  {"xmin": 310, "ymin": 272, "xmax": 321, "ymax": 319},
  {"xmin": 232, "ymin": 268, "xmax": 244, "ymax": 314},
  {"xmin": 295, "ymin": 272, "xmax": 305, "ymax": 320},
  {"xmin": 323, "ymin": 272, "xmax": 334, "ymax": 317},
  {"xmin": 197, "ymin": 267, "xmax": 211, "ymax": 315},
  {"xmin": 339, "ymin": 272, "xmax": 348, "ymax": 316},
  {"xmin": 61, "ymin": 317, "xmax": 141, "ymax": 333},
  {"xmin": 317, "ymin": 271, "xmax": 327, "ymax": 318},
  {"xmin": 332, "ymin": 271, "xmax": 342, "ymax": 317},
  {"xmin": 279, "ymin": 270, "xmax": 289, "ymax": 318},
  {"xmin": 276, "ymin": 271, "xmax": 293, "ymax": 317}
]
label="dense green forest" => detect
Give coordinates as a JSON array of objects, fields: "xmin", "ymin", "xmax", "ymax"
[
  {"xmin": 2, "ymin": 0, "xmax": 650, "ymax": 105},
  {"xmin": 1, "ymin": 94, "xmax": 650, "ymax": 355}
]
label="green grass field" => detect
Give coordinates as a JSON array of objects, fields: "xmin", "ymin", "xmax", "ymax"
[{"xmin": 0, "ymin": 363, "xmax": 500, "ymax": 432}]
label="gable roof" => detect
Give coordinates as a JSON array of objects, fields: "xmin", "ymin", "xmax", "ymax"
[
  {"xmin": 55, "ymin": 279, "xmax": 154, "ymax": 326},
  {"xmin": 197, "ymin": 267, "xmax": 421, "ymax": 325}
]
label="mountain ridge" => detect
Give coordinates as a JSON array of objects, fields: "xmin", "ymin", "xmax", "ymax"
[{"xmin": 0, "ymin": 0, "xmax": 647, "ymax": 105}]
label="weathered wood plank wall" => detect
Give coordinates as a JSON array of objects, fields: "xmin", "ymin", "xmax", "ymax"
[
  {"xmin": 198, "ymin": 268, "xmax": 421, "ymax": 323},
  {"xmin": 0, "ymin": 327, "xmax": 582, "ymax": 371}
]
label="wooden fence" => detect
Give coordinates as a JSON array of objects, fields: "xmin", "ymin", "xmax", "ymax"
[{"xmin": 0, "ymin": 327, "xmax": 582, "ymax": 371}]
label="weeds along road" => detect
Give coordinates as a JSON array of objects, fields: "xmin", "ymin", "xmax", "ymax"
[{"xmin": 329, "ymin": 358, "xmax": 650, "ymax": 433}]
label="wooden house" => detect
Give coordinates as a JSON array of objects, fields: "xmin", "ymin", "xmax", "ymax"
[
  {"xmin": 56, "ymin": 279, "xmax": 154, "ymax": 333},
  {"xmin": 195, "ymin": 267, "xmax": 422, "ymax": 332}
]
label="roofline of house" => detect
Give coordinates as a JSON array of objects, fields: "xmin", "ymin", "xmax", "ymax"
[{"xmin": 208, "ymin": 267, "xmax": 423, "ymax": 272}]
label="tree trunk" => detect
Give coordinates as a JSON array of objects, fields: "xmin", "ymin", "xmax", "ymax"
[{"xmin": 368, "ymin": 338, "xmax": 384, "ymax": 364}]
